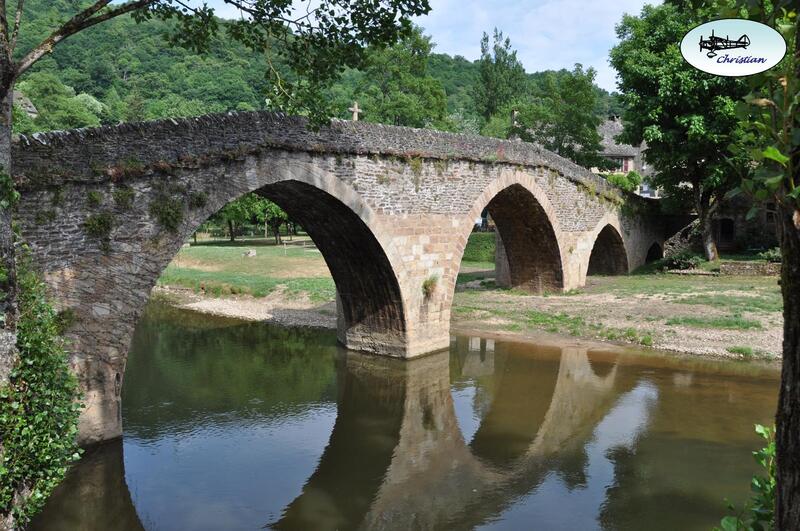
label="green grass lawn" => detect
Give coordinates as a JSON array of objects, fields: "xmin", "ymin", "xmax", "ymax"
[
  {"xmin": 158, "ymin": 240, "xmax": 336, "ymax": 302},
  {"xmin": 584, "ymin": 273, "xmax": 780, "ymax": 304},
  {"xmin": 665, "ymin": 314, "xmax": 763, "ymax": 330},
  {"xmin": 462, "ymin": 232, "xmax": 495, "ymax": 262},
  {"xmin": 161, "ymin": 235, "xmax": 500, "ymax": 301}
]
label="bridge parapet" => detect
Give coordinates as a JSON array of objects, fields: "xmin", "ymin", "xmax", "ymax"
[{"xmin": 13, "ymin": 111, "xmax": 635, "ymax": 203}]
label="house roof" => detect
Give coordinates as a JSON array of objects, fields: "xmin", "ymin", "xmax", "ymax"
[{"xmin": 598, "ymin": 118, "xmax": 639, "ymax": 157}]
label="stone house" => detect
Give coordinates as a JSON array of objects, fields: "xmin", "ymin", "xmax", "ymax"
[
  {"xmin": 594, "ymin": 118, "xmax": 778, "ymax": 252},
  {"xmin": 592, "ymin": 117, "xmax": 658, "ymax": 198}
]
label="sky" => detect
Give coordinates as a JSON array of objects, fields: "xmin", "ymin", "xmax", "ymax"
[{"xmin": 204, "ymin": 0, "xmax": 655, "ymax": 92}]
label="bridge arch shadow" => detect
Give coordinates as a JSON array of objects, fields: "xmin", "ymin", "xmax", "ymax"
[
  {"xmin": 254, "ymin": 179, "xmax": 406, "ymax": 353},
  {"xmin": 645, "ymin": 242, "xmax": 664, "ymax": 263},
  {"xmin": 587, "ymin": 224, "xmax": 629, "ymax": 276},
  {"xmin": 456, "ymin": 175, "xmax": 565, "ymax": 295}
]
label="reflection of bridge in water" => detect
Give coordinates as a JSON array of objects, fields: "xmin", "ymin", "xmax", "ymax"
[
  {"xmin": 33, "ymin": 339, "xmax": 641, "ymax": 531},
  {"xmin": 274, "ymin": 340, "xmax": 634, "ymax": 530}
]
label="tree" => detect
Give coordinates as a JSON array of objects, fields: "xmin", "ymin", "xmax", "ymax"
[
  {"xmin": 14, "ymin": 71, "xmax": 103, "ymax": 131},
  {"xmin": 354, "ymin": 26, "xmax": 447, "ymax": 127},
  {"xmin": 609, "ymin": 2, "xmax": 750, "ymax": 260},
  {"xmin": 259, "ymin": 200, "xmax": 288, "ymax": 244},
  {"xmin": 503, "ymin": 65, "xmax": 615, "ymax": 170},
  {"xmin": 0, "ymin": 0, "xmax": 430, "ymax": 525},
  {"xmin": 606, "ymin": 170, "xmax": 643, "ymax": 193},
  {"xmin": 213, "ymin": 195, "xmax": 255, "ymax": 242},
  {"xmin": 722, "ymin": 2, "xmax": 799, "ymax": 527},
  {"xmin": 472, "ymin": 28, "xmax": 527, "ymax": 122}
]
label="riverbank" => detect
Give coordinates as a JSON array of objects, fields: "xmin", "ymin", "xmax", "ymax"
[{"xmin": 151, "ymin": 239, "xmax": 783, "ymax": 361}]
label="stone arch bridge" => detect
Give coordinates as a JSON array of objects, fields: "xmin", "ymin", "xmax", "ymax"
[{"xmin": 12, "ymin": 111, "xmax": 666, "ymax": 444}]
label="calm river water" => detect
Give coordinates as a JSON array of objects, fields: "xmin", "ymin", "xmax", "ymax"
[{"xmin": 32, "ymin": 303, "xmax": 779, "ymax": 531}]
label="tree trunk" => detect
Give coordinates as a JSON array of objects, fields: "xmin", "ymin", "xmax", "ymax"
[
  {"xmin": 0, "ymin": 87, "xmax": 16, "ymax": 388},
  {"xmin": 0, "ymin": 80, "xmax": 18, "ymax": 531},
  {"xmin": 272, "ymin": 222, "xmax": 282, "ymax": 245},
  {"xmin": 700, "ymin": 209, "xmax": 719, "ymax": 261},
  {"xmin": 227, "ymin": 220, "xmax": 235, "ymax": 242},
  {"xmin": 695, "ymin": 190, "xmax": 719, "ymax": 261},
  {"xmin": 776, "ymin": 27, "xmax": 800, "ymax": 529},
  {"xmin": 776, "ymin": 206, "xmax": 800, "ymax": 530}
]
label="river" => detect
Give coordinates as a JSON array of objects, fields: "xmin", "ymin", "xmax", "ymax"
[{"xmin": 31, "ymin": 302, "xmax": 780, "ymax": 530}]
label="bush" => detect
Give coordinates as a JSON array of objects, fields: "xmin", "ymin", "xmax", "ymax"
[
  {"xmin": 663, "ymin": 251, "xmax": 703, "ymax": 271},
  {"xmin": 717, "ymin": 425, "xmax": 775, "ymax": 531},
  {"xmin": 0, "ymin": 263, "xmax": 81, "ymax": 526},
  {"xmin": 758, "ymin": 247, "xmax": 781, "ymax": 263},
  {"xmin": 605, "ymin": 170, "xmax": 643, "ymax": 193}
]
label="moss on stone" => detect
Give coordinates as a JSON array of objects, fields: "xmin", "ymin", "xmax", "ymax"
[
  {"xmin": 51, "ymin": 188, "xmax": 64, "ymax": 207},
  {"xmin": 149, "ymin": 194, "xmax": 184, "ymax": 232},
  {"xmin": 86, "ymin": 190, "xmax": 103, "ymax": 207},
  {"xmin": 409, "ymin": 157, "xmax": 423, "ymax": 176},
  {"xmin": 54, "ymin": 308, "xmax": 77, "ymax": 335},
  {"xmin": 422, "ymin": 275, "xmax": 438, "ymax": 298},
  {"xmin": 188, "ymin": 191, "xmax": 208, "ymax": 209},
  {"xmin": 34, "ymin": 210, "xmax": 56, "ymax": 225},
  {"xmin": 84, "ymin": 212, "xmax": 114, "ymax": 251},
  {"xmin": 112, "ymin": 187, "xmax": 135, "ymax": 209},
  {"xmin": 152, "ymin": 160, "xmax": 174, "ymax": 175}
]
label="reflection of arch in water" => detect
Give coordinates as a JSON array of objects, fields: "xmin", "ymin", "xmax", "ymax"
[
  {"xmin": 272, "ymin": 353, "xmax": 409, "ymax": 530},
  {"xmin": 29, "ymin": 440, "xmax": 144, "ymax": 531},
  {"xmin": 468, "ymin": 346, "xmax": 562, "ymax": 468}
]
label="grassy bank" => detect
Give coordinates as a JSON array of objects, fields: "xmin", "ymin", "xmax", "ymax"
[
  {"xmin": 155, "ymin": 235, "xmax": 783, "ymax": 359},
  {"xmin": 158, "ymin": 240, "xmax": 335, "ymax": 303},
  {"xmin": 452, "ymin": 273, "xmax": 781, "ymax": 359}
]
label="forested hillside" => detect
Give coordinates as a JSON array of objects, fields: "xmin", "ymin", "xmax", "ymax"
[{"xmin": 14, "ymin": 1, "xmax": 622, "ymax": 139}]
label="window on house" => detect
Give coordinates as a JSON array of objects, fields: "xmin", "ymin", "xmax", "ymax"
[{"xmin": 766, "ymin": 202, "xmax": 777, "ymax": 224}]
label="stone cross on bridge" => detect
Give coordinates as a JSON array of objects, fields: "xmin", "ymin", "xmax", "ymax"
[
  {"xmin": 349, "ymin": 101, "xmax": 362, "ymax": 121},
  {"xmin": 11, "ymin": 111, "xmax": 667, "ymax": 445}
]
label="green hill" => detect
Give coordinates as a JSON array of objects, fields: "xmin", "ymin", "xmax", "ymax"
[{"xmin": 14, "ymin": 1, "xmax": 621, "ymax": 134}]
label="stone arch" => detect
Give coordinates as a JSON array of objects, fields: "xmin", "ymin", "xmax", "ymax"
[
  {"xmin": 457, "ymin": 171, "xmax": 565, "ymax": 294},
  {"xmin": 255, "ymin": 180, "xmax": 406, "ymax": 353},
  {"xmin": 645, "ymin": 242, "xmax": 663, "ymax": 263},
  {"xmin": 586, "ymin": 224, "xmax": 629, "ymax": 276},
  {"xmin": 142, "ymin": 159, "xmax": 409, "ymax": 353},
  {"xmin": 54, "ymin": 158, "xmax": 410, "ymax": 445}
]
